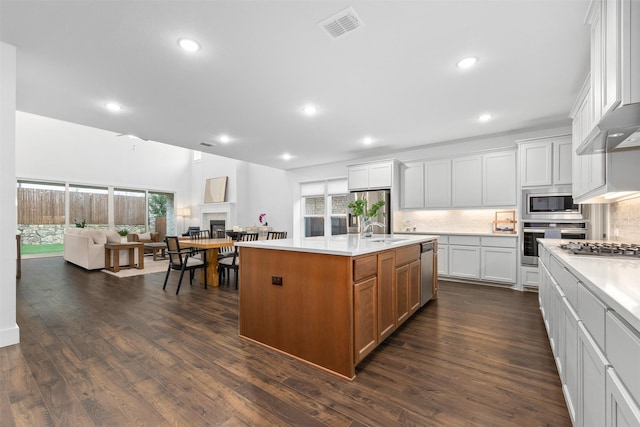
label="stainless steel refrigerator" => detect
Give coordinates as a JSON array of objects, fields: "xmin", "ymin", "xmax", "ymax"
[{"xmin": 347, "ymin": 189, "xmax": 392, "ymax": 235}]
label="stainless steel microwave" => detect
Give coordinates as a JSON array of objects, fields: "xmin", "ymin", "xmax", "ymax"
[{"xmin": 522, "ymin": 187, "xmax": 582, "ymax": 220}]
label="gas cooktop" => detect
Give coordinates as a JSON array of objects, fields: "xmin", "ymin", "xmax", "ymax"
[{"xmin": 559, "ymin": 241, "xmax": 640, "ymax": 259}]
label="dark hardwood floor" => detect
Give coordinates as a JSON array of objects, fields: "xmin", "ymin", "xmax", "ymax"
[{"xmin": 1, "ymin": 257, "xmax": 570, "ymax": 426}]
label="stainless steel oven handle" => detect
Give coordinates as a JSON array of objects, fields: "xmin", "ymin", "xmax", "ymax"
[{"xmin": 523, "ymin": 228, "xmax": 588, "ymax": 233}]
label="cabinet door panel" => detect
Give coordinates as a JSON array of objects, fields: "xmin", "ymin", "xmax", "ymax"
[
  {"xmin": 606, "ymin": 368, "xmax": 640, "ymax": 427},
  {"xmin": 437, "ymin": 245, "xmax": 449, "ymax": 276},
  {"xmin": 452, "ymin": 156, "xmax": 482, "ymax": 207},
  {"xmin": 448, "ymin": 246, "xmax": 480, "ymax": 279},
  {"xmin": 554, "ymin": 139, "xmax": 573, "ymax": 185},
  {"xmin": 401, "ymin": 163, "xmax": 424, "ymax": 208},
  {"xmin": 409, "ymin": 260, "xmax": 421, "ymax": 314},
  {"xmin": 395, "ymin": 264, "xmax": 409, "ymax": 325},
  {"xmin": 377, "ymin": 251, "xmax": 396, "ymax": 341},
  {"xmin": 424, "ymin": 160, "xmax": 451, "ymax": 207},
  {"xmin": 369, "ymin": 162, "xmax": 393, "ymax": 189},
  {"xmin": 578, "ymin": 323, "xmax": 608, "ymax": 427},
  {"xmin": 480, "ymin": 247, "xmax": 516, "ymax": 283},
  {"xmin": 354, "ymin": 277, "xmax": 378, "ymax": 364},
  {"xmin": 348, "ymin": 166, "xmax": 369, "ymax": 190},
  {"xmin": 483, "ymin": 151, "xmax": 516, "ymax": 206},
  {"xmin": 520, "ymin": 141, "xmax": 553, "ymax": 187}
]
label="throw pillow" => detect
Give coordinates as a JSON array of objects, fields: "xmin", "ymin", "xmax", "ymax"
[
  {"xmin": 85, "ymin": 229, "xmax": 107, "ymax": 244},
  {"xmin": 106, "ymin": 231, "xmax": 121, "ymax": 243},
  {"xmin": 138, "ymin": 232, "xmax": 151, "ymax": 240}
]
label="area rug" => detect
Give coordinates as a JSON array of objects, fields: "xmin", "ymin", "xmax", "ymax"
[{"xmin": 102, "ymin": 258, "xmax": 169, "ymax": 278}]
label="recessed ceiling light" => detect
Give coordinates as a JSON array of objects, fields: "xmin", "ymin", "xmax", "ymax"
[
  {"xmin": 477, "ymin": 113, "xmax": 492, "ymax": 122},
  {"xmin": 303, "ymin": 105, "xmax": 317, "ymax": 116},
  {"xmin": 219, "ymin": 135, "xmax": 231, "ymax": 143},
  {"xmin": 178, "ymin": 38, "xmax": 201, "ymax": 52},
  {"xmin": 105, "ymin": 102, "xmax": 123, "ymax": 112},
  {"xmin": 282, "ymin": 153, "xmax": 292, "ymax": 161},
  {"xmin": 363, "ymin": 137, "xmax": 373, "ymax": 145},
  {"xmin": 457, "ymin": 57, "xmax": 478, "ymax": 69},
  {"xmin": 609, "ymin": 133, "xmax": 624, "ymax": 138}
]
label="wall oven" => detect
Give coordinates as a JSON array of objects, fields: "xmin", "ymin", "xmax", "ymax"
[{"xmin": 521, "ymin": 221, "xmax": 588, "ymax": 266}]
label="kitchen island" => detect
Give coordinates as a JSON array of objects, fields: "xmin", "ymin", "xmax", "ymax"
[{"xmin": 236, "ymin": 234, "xmax": 438, "ymax": 379}]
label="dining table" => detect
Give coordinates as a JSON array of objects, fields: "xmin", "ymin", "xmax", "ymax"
[{"xmin": 180, "ymin": 238, "xmax": 235, "ymax": 287}]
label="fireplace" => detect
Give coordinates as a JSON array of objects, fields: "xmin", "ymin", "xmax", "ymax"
[{"xmin": 210, "ymin": 220, "xmax": 226, "ymax": 238}]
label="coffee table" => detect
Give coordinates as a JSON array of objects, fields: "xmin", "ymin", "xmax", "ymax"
[
  {"xmin": 104, "ymin": 242, "xmax": 144, "ymax": 272},
  {"xmin": 144, "ymin": 242, "xmax": 167, "ymax": 261}
]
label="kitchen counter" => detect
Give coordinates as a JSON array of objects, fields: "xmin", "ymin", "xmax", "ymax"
[
  {"xmin": 395, "ymin": 231, "xmax": 518, "ymax": 237},
  {"xmin": 539, "ymin": 239, "xmax": 640, "ymax": 331},
  {"xmin": 236, "ymin": 233, "xmax": 437, "ymax": 256},
  {"xmin": 238, "ymin": 235, "xmax": 436, "ymax": 379}
]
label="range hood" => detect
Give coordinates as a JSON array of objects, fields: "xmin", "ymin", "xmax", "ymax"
[{"xmin": 576, "ymin": 102, "xmax": 640, "ymax": 155}]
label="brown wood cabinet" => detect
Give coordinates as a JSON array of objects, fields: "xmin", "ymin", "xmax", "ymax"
[
  {"xmin": 353, "ymin": 276, "xmax": 377, "ymax": 364},
  {"xmin": 239, "ymin": 241, "xmax": 434, "ymax": 379}
]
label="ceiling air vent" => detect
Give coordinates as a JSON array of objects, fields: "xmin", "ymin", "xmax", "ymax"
[
  {"xmin": 200, "ymin": 142, "xmax": 213, "ymax": 147},
  {"xmin": 319, "ymin": 7, "xmax": 364, "ymax": 39}
]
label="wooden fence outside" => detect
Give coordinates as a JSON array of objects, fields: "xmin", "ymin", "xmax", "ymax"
[{"xmin": 17, "ymin": 188, "xmax": 146, "ymax": 225}]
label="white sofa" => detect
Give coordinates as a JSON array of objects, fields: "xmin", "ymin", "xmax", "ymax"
[{"xmin": 64, "ymin": 228, "xmax": 135, "ymax": 270}]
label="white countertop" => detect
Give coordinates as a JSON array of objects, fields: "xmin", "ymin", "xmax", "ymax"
[
  {"xmin": 395, "ymin": 231, "xmax": 518, "ymax": 237},
  {"xmin": 539, "ymin": 239, "xmax": 640, "ymax": 331},
  {"xmin": 236, "ymin": 234, "xmax": 438, "ymax": 256}
]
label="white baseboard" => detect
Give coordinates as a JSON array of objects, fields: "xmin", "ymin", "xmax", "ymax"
[{"xmin": 0, "ymin": 324, "xmax": 20, "ymax": 348}]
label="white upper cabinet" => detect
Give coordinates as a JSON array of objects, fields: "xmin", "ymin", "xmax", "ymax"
[
  {"xmin": 483, "ymin": 151, "xmax": 517, "ymax": 206},
  {"xmin": 348, "ymin": 161, "xmax": 394, "ymax": 191},
  {"xmin": 586, "ymin": 0, "xmax": 640, "ymax": 133},
  {"xmin": 452, "ymin": 156, "xmax": 482, "ymax": 207},
  {"xmin": 399, "ymin": 150, "xmax": 516, "ymax": 209},
  {"xmin": 400, "ymin": 163, "xmax": 424, "ymax": 209},
  {"xmin": 519, "ymin": 136, "xmax": 572, "ymax": 188},
  {"xmin": 519, "ymin": 141, "xmax": 553, "ymax": 187},
  {"xmin": 425, "ymin": 159, "xmax": 452, "ymax": 208}
]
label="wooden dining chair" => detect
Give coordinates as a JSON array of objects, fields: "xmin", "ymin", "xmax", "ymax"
[
  {"xmin": 163, "ymin": 236, "xmax": 207, "ymax": 294},
  {"xmin": 218, "ymin": 232, "xmax": 258, "ymax": 289},
  {"xmin": 266, "ymin": 231, "xmax": 287, "ymax": 240}
]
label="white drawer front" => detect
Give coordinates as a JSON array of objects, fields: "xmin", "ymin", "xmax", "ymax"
[
  {"xmin": 481, "ymin": 236, "xmax": 517, "ymax": 248},
  {"xmin": 448, "ymin": 235, "xmax": 480, "ymax": 246},
  {"xmin": 578, "ymin": 284, "xmax": 607, "ymax": 352},
  {"xmin": 606, "ymin": 311, "xmax": 640, "ymax": 406},
  {"xmin": 549, "ymin": 255, "xmax": 578, "ymax": 308}
]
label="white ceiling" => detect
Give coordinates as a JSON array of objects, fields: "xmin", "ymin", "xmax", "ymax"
[{"xmin": 0, "ymin": 0, "xmax": 591, "ymax": 170}]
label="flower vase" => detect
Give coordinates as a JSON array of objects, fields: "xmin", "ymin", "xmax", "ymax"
[{"xmin": 360, "ymin": 216, "xmax": 373, "ymax": 238}]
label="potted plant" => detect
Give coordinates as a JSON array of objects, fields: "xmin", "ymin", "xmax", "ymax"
[
  {"xmin": 348, "ymin": 199, "xmax": 385, "ymax": 237},
  {"xmin": 118, "ymin": 229, "xmax": 129, "ymax": 243}
]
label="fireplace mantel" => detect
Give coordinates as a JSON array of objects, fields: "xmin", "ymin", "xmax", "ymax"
[{"xmin": 199, "ymin": 202, "xmax": 236, "ymax": 231}]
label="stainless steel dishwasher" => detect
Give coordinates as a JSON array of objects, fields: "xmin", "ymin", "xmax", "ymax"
[{"xmin": 420, "ymin": 241, "xmax": 436, "ymax": 306}]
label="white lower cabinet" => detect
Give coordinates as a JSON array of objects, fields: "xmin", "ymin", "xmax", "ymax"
[
  {"xmin": 448, "ymin": 245, "xmax": 480, "ymax": 279},
  {"xmin": 480, "ymin": 247, "xmax": 516, "ymax": 283},
  {"xmin": 539, "ymin": 244, "xmax": 640, "ymax": 427},
  {"xmin": 578, "ymin": 322, "xmax": 608, "ymax": 427},
  {"xmin": 606, "ymin": 368, "xmax": 640, "ymax": 427},
  {"xmin": 437, "ymin": 235, "xmax": 516, "ymax": 285},
  {"xmin": 437, "ymin": 245, "xmax": 449, "ymax": 276},
  {"xmin": 560, "ymin": 296, "xmax": 579, "ymax": 425},
  {"xmin": 521, "ymin": 265, "xmax": 539, "ymax": 290}
]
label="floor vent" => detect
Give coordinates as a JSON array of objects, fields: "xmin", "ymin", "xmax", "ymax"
[{"xmin": 319, "ymin": 7, "xmax": 364, "ymax": 39}]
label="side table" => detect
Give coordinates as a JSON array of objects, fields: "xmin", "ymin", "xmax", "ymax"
[
  {"xmin": 104, "ymin": 242, "xmax": 144, "ymax": 272},
  {"xmin": 143, "ymin": 242, "xmax": 167, "ymax": 261}
]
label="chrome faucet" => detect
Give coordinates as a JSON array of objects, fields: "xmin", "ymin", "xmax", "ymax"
[{"xmin": 361, "ymin": 218, "xmax": 385, "ymax": 236}]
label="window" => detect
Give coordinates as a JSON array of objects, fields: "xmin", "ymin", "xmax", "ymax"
[
  {"xmin": 16, "ymin": 181, "xmax": 66, "ymax": 255},
  {"xmin": 148, "ymin": 192, "xmax": 175, "ymax": 238},
  {"xmin": 303, "ymin": 196, "xmax": 325, "ymax": 237},
  {"xmin": 114, "ymin": 188, "xmax": 146, "ymax": 233},
  {"xmin": 68, "ymin": 184, "xmax": 108, "ymax": 228},
  {"xmin": 301, "ymin": 179, "xmax": 348, "ymax": 237}
]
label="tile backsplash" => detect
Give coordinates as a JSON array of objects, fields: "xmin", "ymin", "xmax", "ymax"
[
  {"xmin": 394, "ymin": 209, "xmax": 502, "ymax": 234},
  {"xmin": 609, "ymin": 196, "xmax": 640, "ymax": 242}
]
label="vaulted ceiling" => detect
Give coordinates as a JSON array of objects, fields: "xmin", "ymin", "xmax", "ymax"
[{"xmin": 0, "ymin": 0, "xmax": 590, "ymax": 170}]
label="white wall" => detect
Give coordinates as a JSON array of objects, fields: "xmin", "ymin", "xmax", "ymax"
[
  {"xmin": 0, "ymin": 42, "xmax": 20, "ymax": 348},
  {"xmin": 16, "ymin": 112, "xmax": 192, "ymax": 199},
  {"xmin": 189, "ymin": 153, "xmax": 293, "ymax": 234}
]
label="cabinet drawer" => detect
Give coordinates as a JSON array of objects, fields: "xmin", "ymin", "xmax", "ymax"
[
  {"xmin": 577, "ymin": 283, "xmax": 606, "ymax": 352},
  {"xmin": 449, "ymin": 235, "xmax": 480, "ymax": 246},
  {"xmin": 606, "ymin": 310, "xmax": 640, "ymax": 406},
  {"xmin": 480, "ymin": 236, "xmax": 517, "ymax": 248},
  {"xmin": 395, "ymin": 244, "xmax": 420, "ymax": 267},
  {"xmin": 353, "ymin": 254, "xmax": 377, "ymax": 282},
  {"xmin": 549, "ymin": 255, "xmax": 578, "ymax": 308},
  {"xmin": 436, "ymin": 235, "xmax": 449, "ymax": 244}
]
